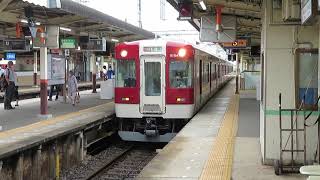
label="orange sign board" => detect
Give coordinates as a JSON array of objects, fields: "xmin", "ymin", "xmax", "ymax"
[{"xmin": 222, "ymin": 39, "xmax": 248, "ymax": 48}]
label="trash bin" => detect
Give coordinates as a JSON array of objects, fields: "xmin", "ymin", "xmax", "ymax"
[{"xmin": 100, "ymin": 79, "xmax": 114, "ymax": 99}]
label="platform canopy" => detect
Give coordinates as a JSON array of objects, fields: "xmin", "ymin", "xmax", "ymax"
[
  {"xmin": 167, "ymin": 0, "xmax": 261, "ymax": 44},
  {"xmin": 0, "ymin": 0, "xmax": 155, "ymax": 41}
]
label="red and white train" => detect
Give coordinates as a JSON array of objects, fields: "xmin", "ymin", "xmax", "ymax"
[{"xmin": 114, "ymin": 39, "xmax": 233, "ymax": 142}]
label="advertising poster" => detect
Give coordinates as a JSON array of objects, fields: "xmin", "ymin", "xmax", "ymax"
[{"xmin": 48, "ymin": 54, "xmax": 65, "ymax": 85}]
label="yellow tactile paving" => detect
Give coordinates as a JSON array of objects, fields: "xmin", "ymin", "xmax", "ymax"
[
  {"xmin": 0, "ymin": 102, "xmax": 113, "ymax": 139},
  {"xmin": 200, "ymin": 94, "xmax": 239, "ymax": 180}
]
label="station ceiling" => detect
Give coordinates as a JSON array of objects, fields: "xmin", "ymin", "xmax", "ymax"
[
  {"xmin": 0, "ymin": 0, "xmax": 155, "ymax": 41},
  {"xmin": 167, "ymin": 0, "xmax": 262, "ymax": 43}
]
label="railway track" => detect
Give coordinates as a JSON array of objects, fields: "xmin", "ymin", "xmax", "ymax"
[
  {"xmin": 86, "ymin": 146, "xmax": 156, "ymax": 180},
  {"xmin": 61, "ymin": 141, "xmax": 159, "ymax": 180}
]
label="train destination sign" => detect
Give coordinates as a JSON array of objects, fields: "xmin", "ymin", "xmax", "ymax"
[{"xmin": 143, "ymin": 46, "xmax": 162, "ymax": 52}]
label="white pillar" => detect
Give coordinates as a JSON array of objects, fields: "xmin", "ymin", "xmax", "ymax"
[
  {"xmin": 39, "ymin": 47, "xmax": 52, "ymax": 118},
  {"xmin": 236, "ymin": 53, "xmax": 240, "ymax": 94}
]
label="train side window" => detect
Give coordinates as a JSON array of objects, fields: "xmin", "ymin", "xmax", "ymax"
[
  {"xmin": 200, "ymin": 60, "xmax": 202, "ymax": 94},
  {"xmin": 207, "ymin": 63, "xmax": 210, "ymax": 82},
  {"xmin": 295, "ymin": 49, "xmax": 318, "ymax": 109},
  {"xmin": 116, "ymin": 60, "xmax": 136, "ymax": 87},
  {"xmin": 169, "ymin": 60, "xmax": 192, "ymax": 88},
  {"xmin": 214, "ymin": 64, "xmax": 217, "ymax": 80}
]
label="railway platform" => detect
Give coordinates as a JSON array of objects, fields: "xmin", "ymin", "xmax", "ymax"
[
  {"xmin": 0, "ymin": 89, "xmax": 111, "ymax": 131},
  {"xmin": 0, "ymin": 88, "xmax": 115, "ymax": 179},
  {"xmin": 0, "ymin": 89, "xmax": 115, "ymax": 179},
  {"xmin": 138, "ymin": 80, "xmax": 306, "ymax": 179}
]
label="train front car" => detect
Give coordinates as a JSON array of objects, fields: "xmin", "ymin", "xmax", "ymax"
[{"xmin": 115, "ymin": 40, "xmax": 194, "ymax": 142}]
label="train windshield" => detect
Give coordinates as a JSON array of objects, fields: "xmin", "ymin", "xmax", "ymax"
[
  {"xmin": 116, "ymin": 60, "xmax": 136, "ymax": 87},
  {"xmin": 169, "ymin": 60, "xmax": 192, "ymax": 88}
]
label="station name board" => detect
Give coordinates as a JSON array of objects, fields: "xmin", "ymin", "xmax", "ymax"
[{"xmin": 60, "ymin": 38, "xmax": 76, "ymax": 49}]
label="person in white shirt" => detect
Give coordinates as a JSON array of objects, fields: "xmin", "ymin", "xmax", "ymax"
[{"xmin": 102, "ymin": 66, "xmax": 107, "ymax": 80}]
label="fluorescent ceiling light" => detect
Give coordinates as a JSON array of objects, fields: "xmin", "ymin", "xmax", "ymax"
[
  {"xmin": 20, "ymin": 19, "xmax": 41, "ymax": 25},
  {"xmin": 111, "ymin": 38, "xmax": 119, "ymax": 42},
  {"xmin": 20, "ymin": 19, "xmax": 28, "ymax": 23},
  {"xmin": 199, "ymin": 0, "xmax": 206, "ymax": 10},
  {"xmin": 59, "ymin": 27, "xmax": 72, "ymax": 32}
]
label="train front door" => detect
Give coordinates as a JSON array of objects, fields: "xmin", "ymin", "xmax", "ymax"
[{"xmin": 140, "ymin": 56, "xmax": 165, "ymax": 114}]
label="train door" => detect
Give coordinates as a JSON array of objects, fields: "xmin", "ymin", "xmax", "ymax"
[{"xmin": 140, "ymin": 56, "xmax": 165, "ymax": 114}]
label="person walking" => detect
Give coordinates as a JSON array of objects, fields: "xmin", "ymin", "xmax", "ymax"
[
  {"xmin": 68, "ymin": 71, "xmax": 78, "ymax": 106},
  {"xmin": 4, "ymin": 61, "xmax": 15, "ymax": 110}
]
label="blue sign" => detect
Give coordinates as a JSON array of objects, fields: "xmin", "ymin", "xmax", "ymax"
[{"xmin": 5, "ymin": 52, "xmax": 16, "ymax": 60}]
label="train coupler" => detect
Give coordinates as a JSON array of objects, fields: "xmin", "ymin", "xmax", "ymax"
[{"xmin": 144, "ymin": 117, "xmax": 159, "ymax": 137}]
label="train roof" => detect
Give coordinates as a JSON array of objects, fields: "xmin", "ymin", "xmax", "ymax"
[{"xmin": 117, "ymin": 39, "xmax": 232, "ymax": 64}]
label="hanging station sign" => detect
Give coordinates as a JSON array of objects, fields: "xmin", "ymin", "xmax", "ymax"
[
  {"xmin": 60, "ymin": 38, "xmax": 76, "ymax": 49},
  {"xmin": 221, "ymin": 39, "xmax": 248, "ymax": 49}
]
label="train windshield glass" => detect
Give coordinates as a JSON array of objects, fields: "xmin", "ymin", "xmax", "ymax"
[
  {"xmin": 169, "ymin": 60, "xmax": 192, "ymax": 88},
  {"xmin": 116, "ymin": 60, "xmax": 136, "ymax": 87}
]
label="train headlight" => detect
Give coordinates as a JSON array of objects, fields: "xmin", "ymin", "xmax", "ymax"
[
  {"xmin": 178, "ymin": 48, "xmax": 187, "ymax": 57},
  {"xmin": 176, "ymin": 98, "xmax": 185, "ymax": 102},
  {"xmin": 122, "ymin": 97, "xmax": 130, "ymax": 101},
  {"xmin": 120, "ymin": 50, "xmax": 128, "ymax": 57}
]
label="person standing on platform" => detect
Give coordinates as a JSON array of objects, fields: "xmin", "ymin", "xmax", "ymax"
[
  {"xmin": 48, "ymin": 84, "xmax": 60, "ymax": 101},
  {"xmin": 106, "ymin": 66, "xmax": 114, "ymax": 79},
  {"xmin": 102, "ymin": 65, "xmax": 107, "ymax": 80},
  {"xmin": 4, "ymin": 61, "xmax": 15, "ymax": 110},
  {"xmin": 68, "ymin": 71, "xmax": 78, "ymax": 106}
]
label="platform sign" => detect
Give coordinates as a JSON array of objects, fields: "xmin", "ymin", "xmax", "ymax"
[
  {"xmin": 5, "ymin": 52, "xmax": 16, "ymax": 60},
  {"xmin": 60, "ymin": 38, "xmax": 76, "ymax": 49},
  {"xmin": 3, "ymin": 39, "xmax": 31, "ymax": 52},
  {"xmin": 222, "ymin": 39, "xmax": 248, "ymax": 49}
]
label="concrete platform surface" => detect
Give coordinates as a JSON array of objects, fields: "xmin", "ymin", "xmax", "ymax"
[
  {"xmin": 137, "ymin": 81, "xmax": 234, "ymax": 179},
  {"xmin": 232, "ymin": 137, "xmax": 306, "ymax": 180},
  {"xmin": 0, "ymin": 90, "xmax": 114, "ymax": 159},
  {"xmin": 237, "ymin": 97, "xmax": 260, "ymax": 137},
  {"xmin": 0, "ymin": 89, "xmax": 111, "ymax": 131}
]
